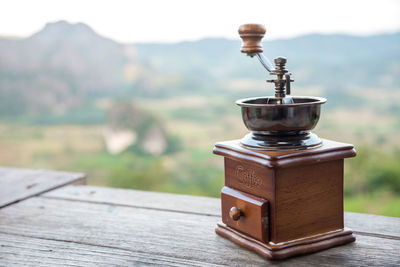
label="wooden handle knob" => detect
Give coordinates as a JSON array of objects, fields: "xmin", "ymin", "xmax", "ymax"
[
  {"xmin": 238, "ymin": 24, "xmax": 266, "ymax": 54},
  {"xmin": 229, "ymin": 207, "xmax": 242, "ymax": 221}
]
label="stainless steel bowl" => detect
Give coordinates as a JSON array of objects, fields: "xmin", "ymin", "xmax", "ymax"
[{"xmin": 236, "ymin": 96, "xmax": 326, "ymax": 150}]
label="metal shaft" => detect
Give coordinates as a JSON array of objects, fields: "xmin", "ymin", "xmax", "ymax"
[{"xmin": 255, "ymin": 53, "xmax": 275, "ymax": 73}]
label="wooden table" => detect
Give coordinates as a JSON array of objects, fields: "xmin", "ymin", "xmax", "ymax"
[{"xmin": 0, "ymin": 167, "xmax": 399, "ymax": 266}]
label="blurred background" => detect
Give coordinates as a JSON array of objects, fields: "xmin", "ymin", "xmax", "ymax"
[{"xmin": 0, "ymin": 0, "xmax": 399, "ymax": 216}]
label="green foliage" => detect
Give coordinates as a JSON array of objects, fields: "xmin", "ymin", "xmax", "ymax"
[
  {"xmin": 164, "ymin": 134, "xmax": 182, "ymax": 155},
  {"xmin": 163, "ymin": 150, "xmax": 224, "ymax": 197},
  {"xmin": 74, "ymin": 152, "xmax": 170, "ymax": 191},
  {"xmin": 367, "ymin": 151, "xmax": 400, "ymax": 194},
  {"xmin": 345, "ymin": 147, "xmax": 400, "ymax": 196},
  {"xmin": 72, "ymin": 148, "xmax": 222, "ymax": 197},
  {"xmin": 344, "ymin": 191, "xmax": 400, "ymax": 217},
  {"xmin": 0, "ymin": 104, "xmax": 106, "ymax": 125},
  {"xmin": 33, "ymin": 105, "xmax": 106, "ymax": 125},
  {"xmin": 108, "ymin": 156, "xmax": 169, "ymax": 190}
]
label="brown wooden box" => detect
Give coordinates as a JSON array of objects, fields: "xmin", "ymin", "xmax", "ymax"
[{"xmin": 214, "ymin": 139, "xmax": 356, "ymax": 260}]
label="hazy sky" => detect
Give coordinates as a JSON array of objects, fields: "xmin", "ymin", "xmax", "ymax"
[{"xmin": 1, "ymin": 0, "xmax": 399, "ymax": 43}]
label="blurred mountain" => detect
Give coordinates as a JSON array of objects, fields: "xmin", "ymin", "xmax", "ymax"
[
  {"xmin": 0, "ymin": 21, "xmax": 399, "ymax": 116},
  {"xmin": 135, "ymin": 33, "xmax": 400, "ymax": 88}
]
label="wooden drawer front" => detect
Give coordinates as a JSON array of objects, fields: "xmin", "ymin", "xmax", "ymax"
[{"xmin": 221, "ymin": 186, "xmax": 269, "ymax": 242}]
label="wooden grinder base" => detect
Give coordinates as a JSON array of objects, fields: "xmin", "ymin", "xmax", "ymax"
[
  {"xmin": 216, "ymin": 223, "xmax": 355, "ymax": 260},
  {"xmin": 213, "ymin": 139, "xmax": 356, "ymax": 260}
]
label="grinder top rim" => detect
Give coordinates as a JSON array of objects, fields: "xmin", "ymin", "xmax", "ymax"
[{"xmin": 236, "ymin": 96, "xmax": 327, "ymax": 108}]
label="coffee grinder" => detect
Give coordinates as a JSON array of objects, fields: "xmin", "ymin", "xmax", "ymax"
[{"xmin": 213, "ymin": 24, "xmax": 356, "ymax": 260}]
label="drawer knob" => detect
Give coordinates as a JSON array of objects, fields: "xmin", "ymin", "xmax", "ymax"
[{"xmin": 229, "ymin": 207, "xmax": 242, "ymax": 221}]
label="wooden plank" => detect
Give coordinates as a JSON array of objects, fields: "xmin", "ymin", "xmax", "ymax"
[
  {"xmin": 0, "ymin": 197, "xmax": 265, "ymax": 266},
  {"xmin": 0, "ymin": 167, "xmax": 85, "ymax": 208},
  {"xmin": 0, "ymin": 233, "xmax": 218, "ymax": 267},
  {"xmin": 1, "ymin": 233, "xmax": 399, "ymax": 267},
  {"xmin": 44, "ymin": 185, "xmax": 400, "ymax": 238},
  {"xmin": 43, "ymin": 185, "xmax": 221, "ymax": 216},
  {"xmin": 345, "ymin": 212, "xmax": 400, "ymax": 239},
  {"xmin": 0, "ymin": 197, "xmax": 399, "ymax": 266}
]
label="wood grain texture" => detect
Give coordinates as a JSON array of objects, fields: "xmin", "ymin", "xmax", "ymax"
[
  {"xmin": 216, "ymin": 223, "xmax": 355, "ymax": 260},
  {"xmin": 238, "ymin": 24, "xmax": 266, "ymax": 54},
  {"xmin": 44, "ymin": 185, "xmax": 400, "ymax": 239},
  {"xmin": 0, "ymin": 197, "xmax": 266, "ymax": 266},
  {"xmin": 221, "ymin": 187, "xmax": 269, "ymax": 242},
  {"xmin": 0, "ymin": 167, "xmax": 85, "ymax": 208},
  {"xmin": 215, "ymin": 139, "xmax": 357, "ymax": 255},
  {"xmin": 224, "ymin": 157, "xmax": 275, "ymax": 199},
  {"xmin": 224, "ymin": 157, "xmax": 276, "ymax": 241},
  {"xmin": 1, "ymin": 232, "xmax": 399, "ymax": 266},
  {"xmin": 345, "ymin": 212, "xmax": 400, "ymax": 239},
  {"xmin": 0, "ymin": 194, "xmax": 399, "ymax": 266},
  {"xmin": 213, "ymin": 139, "xmax": 356, "ymax": 168},
  {"xmin": 43, "ymin": 185, "xmax": 221, "ymax": 216},
  {"xmin": 274, "ymin": 160, "xmax": 344, "ymax": 242},
  {"xmin": 0, "ymin": 233, "xmax": 218, "ymax": 267}
]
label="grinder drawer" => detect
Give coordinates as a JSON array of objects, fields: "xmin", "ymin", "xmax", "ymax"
[{"xmin": 221, "ymin": 186, "xmax": 269, "ymax": 242}]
